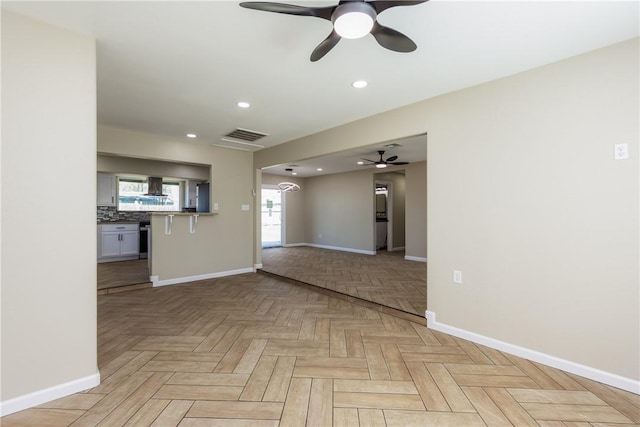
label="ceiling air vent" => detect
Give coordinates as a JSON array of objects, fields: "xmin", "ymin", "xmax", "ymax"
[{"xmin": 224, "ymin": 128, "xmax": 269, "ymax": 142}]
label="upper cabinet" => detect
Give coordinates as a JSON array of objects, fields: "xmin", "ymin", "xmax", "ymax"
[{"xmin": 97, "ymin": 172, "xmax": 116, "ymax": 206}]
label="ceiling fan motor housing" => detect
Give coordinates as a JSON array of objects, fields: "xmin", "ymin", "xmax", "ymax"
[{"xmin": 332, "ymin": 2, "xmax": 377, "ymax": 39}]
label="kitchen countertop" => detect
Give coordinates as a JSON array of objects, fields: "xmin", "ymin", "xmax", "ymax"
[
  {"xmin": 97, "ymin": 221, "xmax": 141, "ymax": 224},
  {"xmin": 150, "ymin": 212, "xmax": 218, "ymax": 216}
]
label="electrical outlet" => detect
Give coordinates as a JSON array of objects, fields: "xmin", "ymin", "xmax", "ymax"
[
  {"xmin": 614, "ymin": 143, "xmax": 629, "ymax": 160},
  {"xmin": 453, "ymin": 270, "xmax": 463, "ymax": 284}
]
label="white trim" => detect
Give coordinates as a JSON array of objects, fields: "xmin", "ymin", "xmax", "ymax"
[
  {"xmin": 280, "ymin": 243, "xmax": 375, "ymax": 255},
  {"xmin": 425, "ymin": 310, "xmax": 640, "ymax": 394},
  {"xmin": 152, "ymin": 267, "xmax": 254, "ymax": 287},
  {"xmin": 281, "ymin": 242, "xmax": 414, "ymax": 259},
  {"xmin": 0, "ymin": 372, "xmax": 100, "ymax": 417},
  {"xmin": 308, "ymin": 243, "xmax": 376, "ymax": 256},
  {"xmin": 388, "ymin": 246, "xmax": 405, "ymax": 252},
  {"xmin": 254, "ymin": 263, "xmax": 263, "ymax": 270},
  {"xmin": 97, "ymin": 255, "xmax": 139, "ymax": 263}
]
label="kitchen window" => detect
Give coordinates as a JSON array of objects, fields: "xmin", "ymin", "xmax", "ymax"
[{"xmin": 117, "ymin": 178, "xmax": 181, "ymax": 212}]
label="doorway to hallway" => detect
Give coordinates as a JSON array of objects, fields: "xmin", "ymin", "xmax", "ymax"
[{"xmin": 261, "ymin": 186, "xmax": 282, "ymax": 248}]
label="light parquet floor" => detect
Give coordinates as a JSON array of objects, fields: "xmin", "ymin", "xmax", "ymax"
[
  {"xmin": 3, "ymin": 273, "xmax": 639, "ymax": 426},
  {"xmin": 261, "ymin": 247, "xmax": 426, "ymax": 316}
]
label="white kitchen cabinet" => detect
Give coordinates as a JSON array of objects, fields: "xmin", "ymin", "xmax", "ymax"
[
  {"xmin": 97, "ymin": 172, "xmax": 116, "ymax": 206},
  {"xmin": 98, "ymin": 223, "xmax": 139, "ymax": 262},
  {"xmin": 100, "ymin": 232, "xmax": 122, "ymax": 257},
  {"xmin": 119, "ymin": 230, "xmax": 140, "ymax": 256}
]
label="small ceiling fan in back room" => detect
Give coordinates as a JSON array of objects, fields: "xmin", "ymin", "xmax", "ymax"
[
  {"xmin": 361, "ymin": 150, "xmax": 409, "ymax": 169},
  {"xmin": 239, "ymin": 0, "xmax": 428, "ymax": 61}
]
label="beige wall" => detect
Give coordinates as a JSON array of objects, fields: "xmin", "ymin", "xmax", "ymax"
[
  {"xmin": 425, "ymin": 39, "xmax": 639, "ymax": 381},
  {"xmin": 97, "ymin": 154, "xmax": 209, "ymax": 181},
  {"xmin": 98, "ymin": 126, "xmax": 255, "ymax": 281},
  {"xmin": 405, "ymin": 161, "xmax": 427, "ymax": 258},
  {"xmin": 304, "ymin": 169, "xmax": 375, "ymax": 251},
  {"xmin": 254, "ymin": 39, "xmax": 639, "ymax": 382},
  {"xmin": 1, "ymin": 11, "xmax": 98, "ymax": 403}
]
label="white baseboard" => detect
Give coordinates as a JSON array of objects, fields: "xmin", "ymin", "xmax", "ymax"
[
  {"xmin": 0, "ymin": 371, "xmax": 100, "ymax": 417},
  {"xmin": 388, "ymin": 246, "xmax": 406, "ymax": 252},
  {"xmin": 283, "ymin": 243, "xmax": 417, "ymax": 258},
  {"xmin": 405, "ymin": 256, "xmax": 427, "ymax": 262},
  {"xmin": 254, "ymin": 263, "xmax": 263, "ymax": 270},
  {"xmin": 425, "ymin": 310, "xmax": 640, "ymax": 394},
  {"xmin": 97, "ymin": 255, "xmax": 139, "ymax": 263},
  {"xmin": 152, "ymin": 267, "xmax": 254, "ymax": 287},
  {"xmin": 307, "ymin": 243, "xmax": 376, "ymax": 256}
]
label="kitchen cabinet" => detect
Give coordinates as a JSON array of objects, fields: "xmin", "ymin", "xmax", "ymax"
[
  {"xmin": 98, "ymin": 223, "xmax": 139, "ymax": 262},
  {"xmin": 97, "ymin": 173, "xmax": 116, "ymax": 206}
]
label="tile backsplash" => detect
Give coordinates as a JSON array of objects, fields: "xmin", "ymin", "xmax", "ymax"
[{"xmin": 97, "ymin": 206, "xmax": 150, "ymax": 223}]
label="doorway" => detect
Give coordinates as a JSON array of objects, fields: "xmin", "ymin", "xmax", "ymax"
[
  {"xmin": 375, "ymin": 171, "xmax": 406, "ymax": 253},
  {"xmin": 375, "ymin": 181, "xmax": 392, "ymax": 251},
  {"xmin": 261, "ymin": 186, "xmax": 282, "ymax": 248}
]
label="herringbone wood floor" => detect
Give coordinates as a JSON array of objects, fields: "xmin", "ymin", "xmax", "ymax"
[
  {"xmin": 261, "ymin": 247, "xmax": 426, "ymax": 316},
  {"xmin": 3, "ymin": 273, "xmax": 638, "ymax": 426},
  {"xmin": 97, "ymin": 259, "xmax": 151, "ymax": 291}
]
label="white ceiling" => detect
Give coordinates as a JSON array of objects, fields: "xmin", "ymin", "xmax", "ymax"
[
  {"xmin": 4, "ymin": 1, "xmax": 638, "ymax": 176},
  {"xmin": 263, "ymin": 133, "xmax": 428, "ymax": 177}
]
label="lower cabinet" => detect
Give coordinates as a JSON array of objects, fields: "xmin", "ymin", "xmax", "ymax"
[{"xmin": 98, "ymin": 223, "xmax": 140, "ymax": 262}]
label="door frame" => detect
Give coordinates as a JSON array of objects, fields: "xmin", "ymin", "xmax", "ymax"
[
  {"xmin": 375, "ymin": 179, "xmax": 393, "ymax": 252},
  {"xmin": 261, "ymin": 184, "xmax": 285, "ymax": 248}
]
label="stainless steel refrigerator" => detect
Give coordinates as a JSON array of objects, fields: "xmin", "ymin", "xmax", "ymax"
[{"xmin": 196, "ymin": 183, "xmax": 210, "ymax": 212}]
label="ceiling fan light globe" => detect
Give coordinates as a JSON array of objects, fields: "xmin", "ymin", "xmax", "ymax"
[{"xmin": 333, "ymin": 2, "xmax": 376, "ymax": 39}]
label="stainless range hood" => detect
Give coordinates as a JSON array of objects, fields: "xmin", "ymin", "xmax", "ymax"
[{"xmin": 144, "ymin": 177, "xmax": 167, "ymax": 196}]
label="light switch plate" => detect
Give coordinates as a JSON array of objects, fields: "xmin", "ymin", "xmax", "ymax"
[
  {"xmin": 453, "ymin": 270, "xmax": 463, "ymax": 284},
  {"xmin": 614, "ymin": 143, "xmax": 629, "ymax": 160},
  {"xmin": 241, "ymin": 204, "xmax": 250, "ymax": 211}
]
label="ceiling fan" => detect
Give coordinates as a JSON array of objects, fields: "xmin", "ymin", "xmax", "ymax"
[
  {"xmin": 239, "ymin": 0, "xmax": 428, "ymax": 62},
  {"xmin": 361, "ymin": 150, "xmax": 409, "ymax": 169}
]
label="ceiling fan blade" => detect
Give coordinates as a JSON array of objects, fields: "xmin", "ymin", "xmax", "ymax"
[
  {"xmin": 360, "ymin": 158, "xmax": 377, "ymax": 163},
  {"xmin": 370, "ymin": 22, "xmax": 417, "ymax": 53},
  {"xmin": 388, "ymin": 162, "xmax": 409, "ymax": 165},
  {"xmin": 370, "ymin": 0, "xmax": 428, "ymax": 14},
  {"xmin": 310, "ymin": 30, "xmax": 341, "ymax": 62},
  {"xmin": 386, "ymin": 155, "xmax": 398, "ymax": 162},
  {"xmin": 239, "ymin": 2, "xmax": 335, "ymax": 20}
]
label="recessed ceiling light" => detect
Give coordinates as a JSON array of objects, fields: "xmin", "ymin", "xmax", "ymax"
[
  {"xmin": 186, "ymin": 133, "xmax": 197, "ymax": 138},
  {"xmin": 317, "ymin": 168, "xmax": 323, "ymax": 171},
  {"xmin": 357, "ymin": 161, "xmax": 364, "ymax": 165},
  {"xmin": 237, "ymin": 101, "xmax": 250, "ymax": 108},
  {"xmin": 352, "ymin": 80, "xmax": 368, "ymax": 89},
  {"xmin": 292, "ymin": 172, "xmax": 298, "ymax": 176}
]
